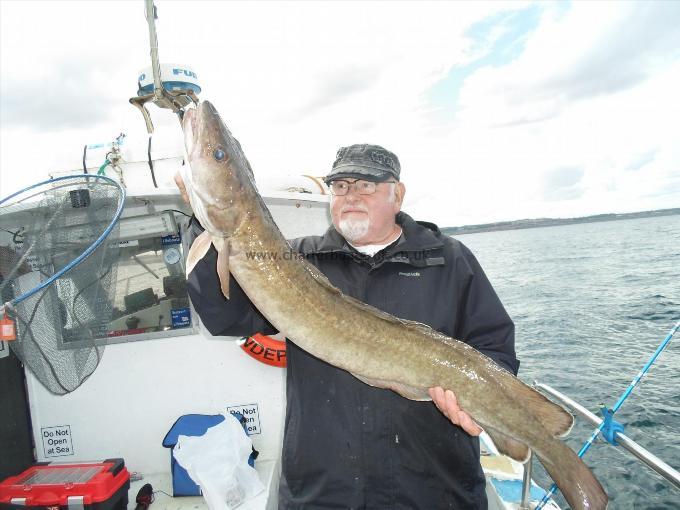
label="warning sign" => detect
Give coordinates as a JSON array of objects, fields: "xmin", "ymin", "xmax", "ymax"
[
  {"xmin": 41, "ymin": 425, "xmax": 74, "ymax": 458},
  {"xmin": 227, "ymin": 403, "xmax": 261, "ymax": 435}
]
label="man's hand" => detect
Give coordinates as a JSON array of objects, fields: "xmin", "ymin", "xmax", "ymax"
[
  {"xmin": 428, "ymin": 386, "xmax": 483, "ymax": 436},
  {"xmin": 174, "ymin": 172, "xmax": 191, "ymax": 206}
]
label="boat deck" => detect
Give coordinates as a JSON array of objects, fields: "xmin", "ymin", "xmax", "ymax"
[{"xmin": 127, "ymin": 460, "xmax": 278, "ymax": 510}]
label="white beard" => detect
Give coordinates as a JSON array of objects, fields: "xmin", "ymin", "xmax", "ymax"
[{"xmin": 338, "ymin": 217, "xmax": 370, "ymax": 242}]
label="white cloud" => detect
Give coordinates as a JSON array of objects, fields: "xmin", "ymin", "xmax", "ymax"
[
  {"xmin": 411, "ymin": 1, "xmax": 680, "ymax": 224},
  {"xmin": 1, "ymin": 1, "xmax": 679, "ymax": 226}
]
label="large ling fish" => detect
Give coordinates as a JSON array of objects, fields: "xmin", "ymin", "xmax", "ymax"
[{"xmin": 181, "ymin": 101, "xmax": 607, "ymax": 510}]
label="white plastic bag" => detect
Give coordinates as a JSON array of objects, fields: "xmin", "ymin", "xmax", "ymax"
[{"xmin": 173, "ymin": 415, "xmax": 264, "ymax": 509}]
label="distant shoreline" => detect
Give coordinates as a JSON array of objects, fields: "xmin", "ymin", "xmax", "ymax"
[{"xmin": 442, "ymin": 208, "xmax": 680, "ymax": 236}]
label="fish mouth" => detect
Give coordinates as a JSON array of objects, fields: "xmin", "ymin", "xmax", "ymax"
[
  {"xmin": 182, "ymin": 106, "xmax": 198, "ymax": 155},
  {"xmin": 183, "ymin": 101, "xmax": 218, "ymax": 155}
]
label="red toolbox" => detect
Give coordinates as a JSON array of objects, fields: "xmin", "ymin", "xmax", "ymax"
[{"xmin": 0, "ymin": 459, "xmax": 129, "ymax": 510}]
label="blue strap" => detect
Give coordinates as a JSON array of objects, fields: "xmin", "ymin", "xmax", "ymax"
[{"xmin": 599, "ymin": 406, "xmax": 624, "ymax": 445}]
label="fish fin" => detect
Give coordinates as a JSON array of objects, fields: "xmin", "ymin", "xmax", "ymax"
[
  {"xmin": 352, "ymin": 374, "xmax": 430, "ymax": 401},
  {"xmin": 301, "ymin": 258, "xmax": 451, "ymax": 338},
  {"xmin": 213, "ymin": 237, "xmax": 231, "ymax": 299},
  {"xmin": 186, "ymin": 231, "xmax": 213, "ymax": 277},
  {"xmin": 483, "ymin": 426, "xmax": 530, "ymax": 463},
  {"xmin": 537, "ymin": 440, "xmax": 608, "ymax": 510},
  {"xmin": 300, "ymin": 258, "xmax": 342, "ymax": 295},
  {"xmin": 520, "ymin": 383, "xmax": 574, "ymax": 438}
]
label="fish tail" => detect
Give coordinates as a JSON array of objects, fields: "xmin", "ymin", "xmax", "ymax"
[
  {"xmin": 537, "ymin": 440, "xmax": 608, "ymax": 510},
  {"xmin": 511, "ymin": 379, "xmax": 574, "ymax": 437}
]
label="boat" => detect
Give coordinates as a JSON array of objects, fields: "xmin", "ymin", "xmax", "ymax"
[
  {"xmin": 5, "ymin": 2, "xmax": 677, "ymax": 508},
  {"xmin": 0, "ymin": 126, "xmax": 563, "ymax": 509}
]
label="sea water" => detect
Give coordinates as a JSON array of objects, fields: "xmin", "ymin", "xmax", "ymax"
[{"xmin": 457, "ymin": 215, "xmax": 680, "ymax": 509}]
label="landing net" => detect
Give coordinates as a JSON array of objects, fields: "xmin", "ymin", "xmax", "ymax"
[{"xmin": 0, "ymin": 175, "xmax": 125, "ymax": 394}]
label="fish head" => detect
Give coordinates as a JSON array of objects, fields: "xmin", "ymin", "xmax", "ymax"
[{"xmin": 182, "ymin": 100, "xmax": 255, "ymax": 238}]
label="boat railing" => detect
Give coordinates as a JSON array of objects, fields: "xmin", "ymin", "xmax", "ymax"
[
  {"xmin": 533, "ymin": 382, "xmax": 680, "ymax": 491},
  {"xmin": 515, "ymin": 382, "xmax": 679, "ymax": 509},
  {"xmin": 519, "ymin": 450, "xmax": 533, "ymax": 510}
]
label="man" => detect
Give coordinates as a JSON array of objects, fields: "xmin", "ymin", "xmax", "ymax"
[{"xmin": 182, "ymin": 144, "xmax": 518, "ymax": 509}]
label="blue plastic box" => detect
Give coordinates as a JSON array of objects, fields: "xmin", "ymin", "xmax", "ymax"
[{"xmin": 163, "ymin": 413, "xmax": 257, "ymax": 497}]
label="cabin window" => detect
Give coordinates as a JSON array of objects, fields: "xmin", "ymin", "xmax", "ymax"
[
  {"xmin": 59, "ymin": 213, "xmax": 198, "ymax": 347},
  {"xmin": 1, "ymin": 203, "xmax": 197, "ymax": 352},
  {"xmin": 103, "ymin": 214, "xmax": 194, "ymax": 345}
]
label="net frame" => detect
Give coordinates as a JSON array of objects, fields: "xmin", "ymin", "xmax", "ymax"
[{"xmin": 0, "ymin": 175, "xmax": 125, "ymax": 394}]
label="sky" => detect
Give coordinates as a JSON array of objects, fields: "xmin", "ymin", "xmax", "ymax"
[{"xmin": 1, "ymin": 0, "xmax": 679, "ymax": 227}]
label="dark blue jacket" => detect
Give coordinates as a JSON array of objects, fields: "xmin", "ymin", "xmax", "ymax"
[{"xmin": 187, "ymin": 212, "xmax": 518, "ymax": 509}]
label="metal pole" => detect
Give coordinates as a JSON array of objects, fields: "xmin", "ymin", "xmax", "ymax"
[
  {"xmin": 535, "ymin": 382, "xmax": 680, "ymax": 491},
  {"xmin": 520, "ymin": 450, "xmax": 533, "ymax": 509},
  {"xmin": 144, "ymin": 0, "xmax": 164, "ymax": 100}
]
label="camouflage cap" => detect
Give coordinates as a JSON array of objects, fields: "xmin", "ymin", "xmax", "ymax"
[{"xmin": 324, "ymin": 144, "xmax": 401, "ymax": 184}]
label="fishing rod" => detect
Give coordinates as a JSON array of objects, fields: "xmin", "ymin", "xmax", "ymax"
[{"xmin": 535, "ymin": 319, "xmax": 680, "ymax": 509}]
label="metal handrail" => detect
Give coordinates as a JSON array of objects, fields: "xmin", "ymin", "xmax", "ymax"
[
  {"xmin": 520, "ymin": 451, "xmax": 533, "ymax": 509},
  {"xmin": 535, "ymin": 382, "xmax": 680, "ymax": 491}
]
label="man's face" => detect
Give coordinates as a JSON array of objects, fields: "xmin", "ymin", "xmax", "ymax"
[{"xmin": 330, "ymin": 179, "xmax": 406, "ymax": 245}]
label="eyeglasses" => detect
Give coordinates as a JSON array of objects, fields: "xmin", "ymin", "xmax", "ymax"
[{"xmin": 328, "ymin": 179, "xmax": 396, "ymax": 196}]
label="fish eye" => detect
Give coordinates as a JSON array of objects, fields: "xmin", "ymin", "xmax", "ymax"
[{"xmin": 214, "ymin": 148, "xmax": 225, "ymax": 161}]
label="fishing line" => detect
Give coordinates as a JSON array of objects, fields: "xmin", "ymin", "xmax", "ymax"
[{"xmin": 536, "ymin": 319, "xmax": 680, "ymax": 509}]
